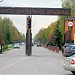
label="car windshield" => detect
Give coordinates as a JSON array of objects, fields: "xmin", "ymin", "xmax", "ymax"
[
  {"xmin": 14, "ymin": 43, "xmax": 19, "ymax": 45},
  {"xmin": 65, "ymin": 46, "xmax": 70, "ymax": 49}
]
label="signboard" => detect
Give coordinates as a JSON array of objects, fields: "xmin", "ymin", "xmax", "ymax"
[{"xmin": 0, "ymin": 7, "xmax": 71, "ymax": 15}]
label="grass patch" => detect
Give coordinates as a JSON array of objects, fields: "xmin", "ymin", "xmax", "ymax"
[{"xmin": 0, "ymin": 44, "xmax": 14, "ymax": 52}]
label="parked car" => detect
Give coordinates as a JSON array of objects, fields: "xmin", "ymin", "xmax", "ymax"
[
  {"xmin": 14, "ymin": 43, "xmax": 20, "ymax": 49},
  {"xmin": 61, "ymin": 43, "xmax": 70, "ymax": 54},
  {"xmin": 21, "ymin": 42, "xmax": 25, "ymax": 45},
  {"xmin": 63, "ymin": 44, "xmax": 75, "ymax": 57},
  {"xmin": 63, "ymin": 54, "xmax": 75, "ymax": 74}
]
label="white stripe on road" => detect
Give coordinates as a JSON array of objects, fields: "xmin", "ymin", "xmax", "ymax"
[{"xmin": 0, "ymin": 57, "xmax": 27, "ymax": 71}]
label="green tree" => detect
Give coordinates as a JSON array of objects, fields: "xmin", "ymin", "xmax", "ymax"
[
  {"xmin": 0, "ymin": 17, "xmax": 25, "ymax": 44},
  {"xmin": 2, "ymin": 18, "xmax": 11, "ymax": 44},
  {"xmin": 54, "ymin": 21, "xmax": 62, "ymax": 48},
  {"xmin": 57, "ymin": 0, "xmax": 75, "ymax": 45},
  {"xmin": 34, "ymin": 22, "xmax": 56, "ymax": 44},
  {"xmin": 34, "ymin": 28, "xmax": 43, "ymax": 42},
  {"xmin": 20, "ymin": 34, "xmax": 25, "ymax": 42},
  {"xmin": 62, "ymin": 0, "xmax": 75, "ymax": 17}
]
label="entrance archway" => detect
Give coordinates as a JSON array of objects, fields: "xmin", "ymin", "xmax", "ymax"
[{"xmin": 0, "ymin": 7, "xmax": 71, "ymax": 56}]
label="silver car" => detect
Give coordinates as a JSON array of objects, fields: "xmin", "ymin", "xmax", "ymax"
[
  {"xmin": 14, "ymin": 43, "xmax": 20, "ymax": 49},
  {"xmin": 63, "ymin": 54, "xmax": 75, "ymax": 74}
]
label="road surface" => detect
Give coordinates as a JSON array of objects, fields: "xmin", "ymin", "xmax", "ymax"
[{"xmin": 0, "ymin": 45, "xmax": 73, "ymax": 75}]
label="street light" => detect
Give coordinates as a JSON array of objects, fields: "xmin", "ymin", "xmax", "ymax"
[{"xmin": 0, "ymin": 0, "xmax": 3, "ymax": 2}]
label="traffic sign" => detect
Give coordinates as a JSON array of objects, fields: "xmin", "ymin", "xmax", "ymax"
[{"xmin": 68, "ymin": 21, "xmax": 73, "ymax": 27}]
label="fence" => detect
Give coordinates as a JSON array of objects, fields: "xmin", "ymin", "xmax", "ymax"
[{"xmin": 42, "ymin": 44, "xmax": 59, "ymax": 53}]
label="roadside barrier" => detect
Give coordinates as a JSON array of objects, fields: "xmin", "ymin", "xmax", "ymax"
[
  {"xmin": 42, "ymin": 44, "xmax": 59, "ymax": 53},
  {"xmin": 48, "ymin": 45, "xmax": 59, "ymax": 53},
  {"xmin": 41, "ymin": 44, "xmax": 47, "ymax": 48}
]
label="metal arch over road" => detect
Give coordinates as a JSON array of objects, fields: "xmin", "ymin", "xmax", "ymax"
[
  {"xmin": 0, "ymin": 7, "xmax": 71, "ymax": 55},
  {"xmin": 0, "ymin": 7, "xmax": 71, "ymax": 15}
]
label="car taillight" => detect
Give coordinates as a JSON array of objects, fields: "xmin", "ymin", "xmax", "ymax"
[
  {"xmin": 65, "ymin": 50, "xmax": 70, "ymax": 52},
  {"xmin": 71, "ymin": 59, "xmax": 75, "ymax": 64}
]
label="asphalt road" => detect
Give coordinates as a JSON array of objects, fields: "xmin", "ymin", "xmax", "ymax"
[{"xmin": 0, "ymin": 45, "xmax": 73, "ymax": 75}]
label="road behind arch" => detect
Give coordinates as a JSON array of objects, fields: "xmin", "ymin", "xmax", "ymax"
[{"xmin": 0, "ymin": 45, "xmax": 72, "ymax": 75}]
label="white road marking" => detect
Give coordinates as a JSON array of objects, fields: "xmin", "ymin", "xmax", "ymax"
[{"xmin": 0, "ymin": 57, "xmax": 27, "ymax": 71}]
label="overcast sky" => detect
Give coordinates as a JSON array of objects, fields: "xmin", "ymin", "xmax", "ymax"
[{"xmin": 0, "ymin": 0, "xmax": 62, "ymax": 38}]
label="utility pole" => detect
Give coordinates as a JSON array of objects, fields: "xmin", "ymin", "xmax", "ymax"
[{"xmin": 26, "ymin": 16, "xmax": 32, "ymax": 56}]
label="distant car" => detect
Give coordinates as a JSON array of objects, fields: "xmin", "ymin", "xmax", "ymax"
[
  {"xmin": 21, "ymin": 42, "xmax": 25, "ymax": 45},
  {"xmin": 63, "ymin": 54, "xmax": 75, "ymax": 74},
  {"xmin": 31, "ymin": 42, "xmax": 34, "ymax": 46},
  {"xmin": 14, "ymin": 43, "xmax": 20, "ymax": 49},
  {"xmin": 63, "ymin": 44, "xmax": 75, "ymax": 57},
  {"xmin": 37, "ymin": 42, "xmax": 41, "ymax": 47}
]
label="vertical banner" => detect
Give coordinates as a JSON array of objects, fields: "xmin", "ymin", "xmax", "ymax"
[{"xmin": 74, "ymin": 33, "xmax": 75, "ymax": 44}]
